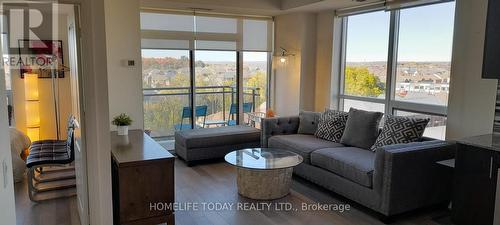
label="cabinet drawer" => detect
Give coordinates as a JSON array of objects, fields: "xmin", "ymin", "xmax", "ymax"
[
  {"xmin": 452, "ymin": 144, "xmax": 498, "ymax": 225},
  {"xmin": 113, "ymin": 159, "xmax": 174, "ymax": 225}
]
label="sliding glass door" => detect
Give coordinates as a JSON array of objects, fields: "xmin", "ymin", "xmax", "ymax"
[
  {"xmin": 140, "ymin": 11, "xmax": 273, "ymax": 138},
  {"xmin": 142, "ymin": 49, "xmax": 271, "ymax": 137},
  {"xmin": 142, "ymin": 49, "xmax": 192, "ymax": 137},
  {"xmin": 194, "ymin": 50, "xmax": 237, "ymax": 128}
]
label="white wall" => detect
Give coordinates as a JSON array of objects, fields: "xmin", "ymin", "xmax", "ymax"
[
  {"xmin": 314, "ymin": 11, "xmax": 335, "ymax": 111},
  {"xmin": 299, "ymin": 14, "xmax": 317, "ymax": 111},
  {"xmin": 273, "ymin": 12, "xmax": 317, "ymax": 116},
  {"xmin": 105, "ymin": 0, "xmax": 144, "ymax": 131},
  {"xmin": 446, "ymin": 0, "xmax": 497, "ymax": 140}
]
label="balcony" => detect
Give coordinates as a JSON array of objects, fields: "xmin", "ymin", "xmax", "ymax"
[{"xmin": 143, "ymin": 85, "xmax": 264, "ymax": 138}]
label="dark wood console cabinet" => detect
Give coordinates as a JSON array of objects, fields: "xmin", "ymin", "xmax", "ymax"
[
  {"xmin": 483, "ymin": 0, "xmax": 500, "ymax": 79},
  {"xmin": 111, "ymin": 130, "xmax": 175, "ymax": 225},
  {"xmin": 453, "ymin": 134, "xmax": 500, "ymax": 225}
]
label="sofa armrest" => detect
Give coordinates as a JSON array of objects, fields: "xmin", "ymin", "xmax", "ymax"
[
  {"xmin": 373, "ymin": 140, "xmax": 455, "ymax": 215},
  {"xmin": 261, "ymin": 116, "xmax": 300, "ymax": 147}
]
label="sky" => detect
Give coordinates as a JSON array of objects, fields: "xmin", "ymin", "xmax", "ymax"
[{"xmin": 346, "ymin": 2, "xmax": 456, "ymax": 62}]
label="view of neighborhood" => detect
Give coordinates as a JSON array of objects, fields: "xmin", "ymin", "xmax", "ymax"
[
  {"xmin": 341, "ymin": 2, "xmax": 454, "ymax": 140},
  {"xmin": 344, "ymin": 62, "xmax": 450, "ymax": 139},
  {"xmin": 142, "ymin": 50, "xmax": 268, "ymax": 137},
  {"xmin": 346, "ymin": 61, "xmax": 450, "ymax": 105}
]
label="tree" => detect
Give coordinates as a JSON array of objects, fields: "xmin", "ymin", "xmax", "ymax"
[
  {"xmin": 142, "ymin": 57, "xmax": 270, "ymax": 136},
  {"xmin": 245, "ymin": 71, "xmax": 267, "ymax": 108},
  {"xmin": 344, "ymin": 67, "xmax": 384, "ymax": 97}
]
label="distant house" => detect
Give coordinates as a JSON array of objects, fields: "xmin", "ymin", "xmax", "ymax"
[
  {"xmin": 403, "ymin": 67, "xmax": 418, "ymax": 76},
  {"xmin": 145, "ymin": 69, "xmax": 170, "ymax": 87}
]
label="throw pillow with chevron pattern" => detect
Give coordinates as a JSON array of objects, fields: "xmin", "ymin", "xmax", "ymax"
[
  {"xmin": 370, "ymin": 115, "xmax": 430, "ymax": 151},
  {"xmin": 314, "ymin": 109, "xmax": 349, "ymax": 142}
]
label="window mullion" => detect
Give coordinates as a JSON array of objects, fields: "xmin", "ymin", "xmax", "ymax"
[
  {"xmin": 339, "ymin": 94, "xmax": 387, "ymax": 104},
  {"xmin": 339, "ymin": 18, "xmax": 348, "ymax": 98},
  {"xmin": 392, "ymin": 101, "xmax": 447, "ymax": 117},
  {"xmin": 189, "ymin": 50, "xmax": 196, "ymax": 129},
  {"xmin": 237, "ymin": 51, "xmax": 243, "ymax": 125},
  {"xmin": 386, "ymin": 10, "xmax": 400, "ymax": 115},
  {"xmin": 267, "ymin": 52, "xmax": 272, "ymax": 110},
  {"xmin": 338, "ymin": 17, "xmax": 348, "ymax": 111}
]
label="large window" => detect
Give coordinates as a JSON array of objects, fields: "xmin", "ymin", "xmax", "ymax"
[
  {"xmin": 339, "ymin": 2, "xmax": 455, "ymax": 139},
  {"xmin": 141, "ymin": 12, "xmax": 272, "ymax": 138},
  {"xmin": 344, "ymin": 11, "xmax": 389, "ymax": 100},
  {"xmin": 395, "ymin": 3, "xmax": 455, "ymax": 106}
]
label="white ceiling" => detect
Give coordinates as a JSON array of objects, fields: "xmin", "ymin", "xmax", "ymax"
[{"xmin": 140, "ymin": 0, "xmax": 383, "ymax": 16}]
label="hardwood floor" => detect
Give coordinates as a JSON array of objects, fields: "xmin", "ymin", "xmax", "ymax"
[
  {"xmin": 14, "ymin": 175, "xmax": 80, "ymax": 225},
  {"xmin": 171, "ymin": 159, "xmax": 448, "ymax": 225},
  {"xmin": 14, "ymin": 158, "xmax": 448, "ymax": 225}
]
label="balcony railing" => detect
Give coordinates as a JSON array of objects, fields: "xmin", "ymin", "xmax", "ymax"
[{"xmin": 143, "ymin": 86, "xmax": 262, "ymax": 138}]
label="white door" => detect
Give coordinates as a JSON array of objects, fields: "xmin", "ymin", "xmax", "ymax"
[
  {"xmin": 0, "ymin": 20, "xmax": 17, "ymax": 224},
  {"xmin": 68, "ymin": 7, "xmax": 89, "ymax": 225}
]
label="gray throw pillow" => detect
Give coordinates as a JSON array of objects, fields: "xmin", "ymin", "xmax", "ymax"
[
  {"xmin": 314, "ymin": 109, "xmax": 349, "ymax": 142},
  {"xmin": 370, "ymin": 115, "xmax": 430, "ymax": 151},
  {"xmin": 298, "ymin": 111, "xmax": 321, "ymax": 135},
  {"xmin": 340, "ymin": 108, "xmax": 383, "ymax": 149}
]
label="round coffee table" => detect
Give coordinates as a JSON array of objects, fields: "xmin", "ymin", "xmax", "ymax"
[{"xmin": 224, "ymin": 148, "xmax": 303, "ymax": 200}]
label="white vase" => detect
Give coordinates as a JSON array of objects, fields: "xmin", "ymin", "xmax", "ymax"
[
  {"xmin": 117, "ymin": 135, "xmax": 130, "ymax": 146},
  {"xmin": 117, "ymin": 126, "xmax": 129, "ymax": 136}
]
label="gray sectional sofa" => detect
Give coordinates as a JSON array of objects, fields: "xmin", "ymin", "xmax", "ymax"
[{"xmin": 261, "ymin": 115, "xmax": 455, "ymax": 217}]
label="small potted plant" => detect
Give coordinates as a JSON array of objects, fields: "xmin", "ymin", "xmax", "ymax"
[{"xmin": 112, "ymin": 113, "xmax": 133, "ymax": 136}]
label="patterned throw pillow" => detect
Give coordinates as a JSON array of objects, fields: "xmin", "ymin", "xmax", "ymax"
[
  {"xmin": 370, "ymin": 115, "xmax": 430, "ymax": 151},
  {"xmin": 314, "ymin": 109, "xmax": 349, "ymax": 142}
]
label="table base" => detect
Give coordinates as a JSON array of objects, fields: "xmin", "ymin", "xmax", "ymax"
[{"xmin": 236, "ymin": 167, "xmax": 293, "ymax": 200}]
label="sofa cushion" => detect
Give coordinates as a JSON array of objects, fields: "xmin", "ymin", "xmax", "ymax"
[
  {"xmin": 268, "ymin": 134, "xmax": 344, "ymax": 164},
  {"xmin": 311, "ymin": 147, "xmax": 376, "ymax": 187},
  {"xmin": 298, "ymin": 111, "xmax": 321, "ymax": 135},
  {"xmin": 371, "ymin": 115, "xmax": 430, "ymax": 151},
  {"xmin": 341, "ymin": 108, "xmax": 383, "ymax": 150},
  {"xmin": 315, "ymin": 109, "xmax": 349, "ymax": 142},
  {"xmin": 175, "ymin": 125, "xmax": 260, "ymax": 149}
]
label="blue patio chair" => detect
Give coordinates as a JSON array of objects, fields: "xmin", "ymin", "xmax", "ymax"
[
  {"xmin": 227, "ymin": 102, "xmax": 253, "ymax": 126},
  {"xmin": 174, "ymin": 105, "xmax": 208, "ymax": 130}
]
